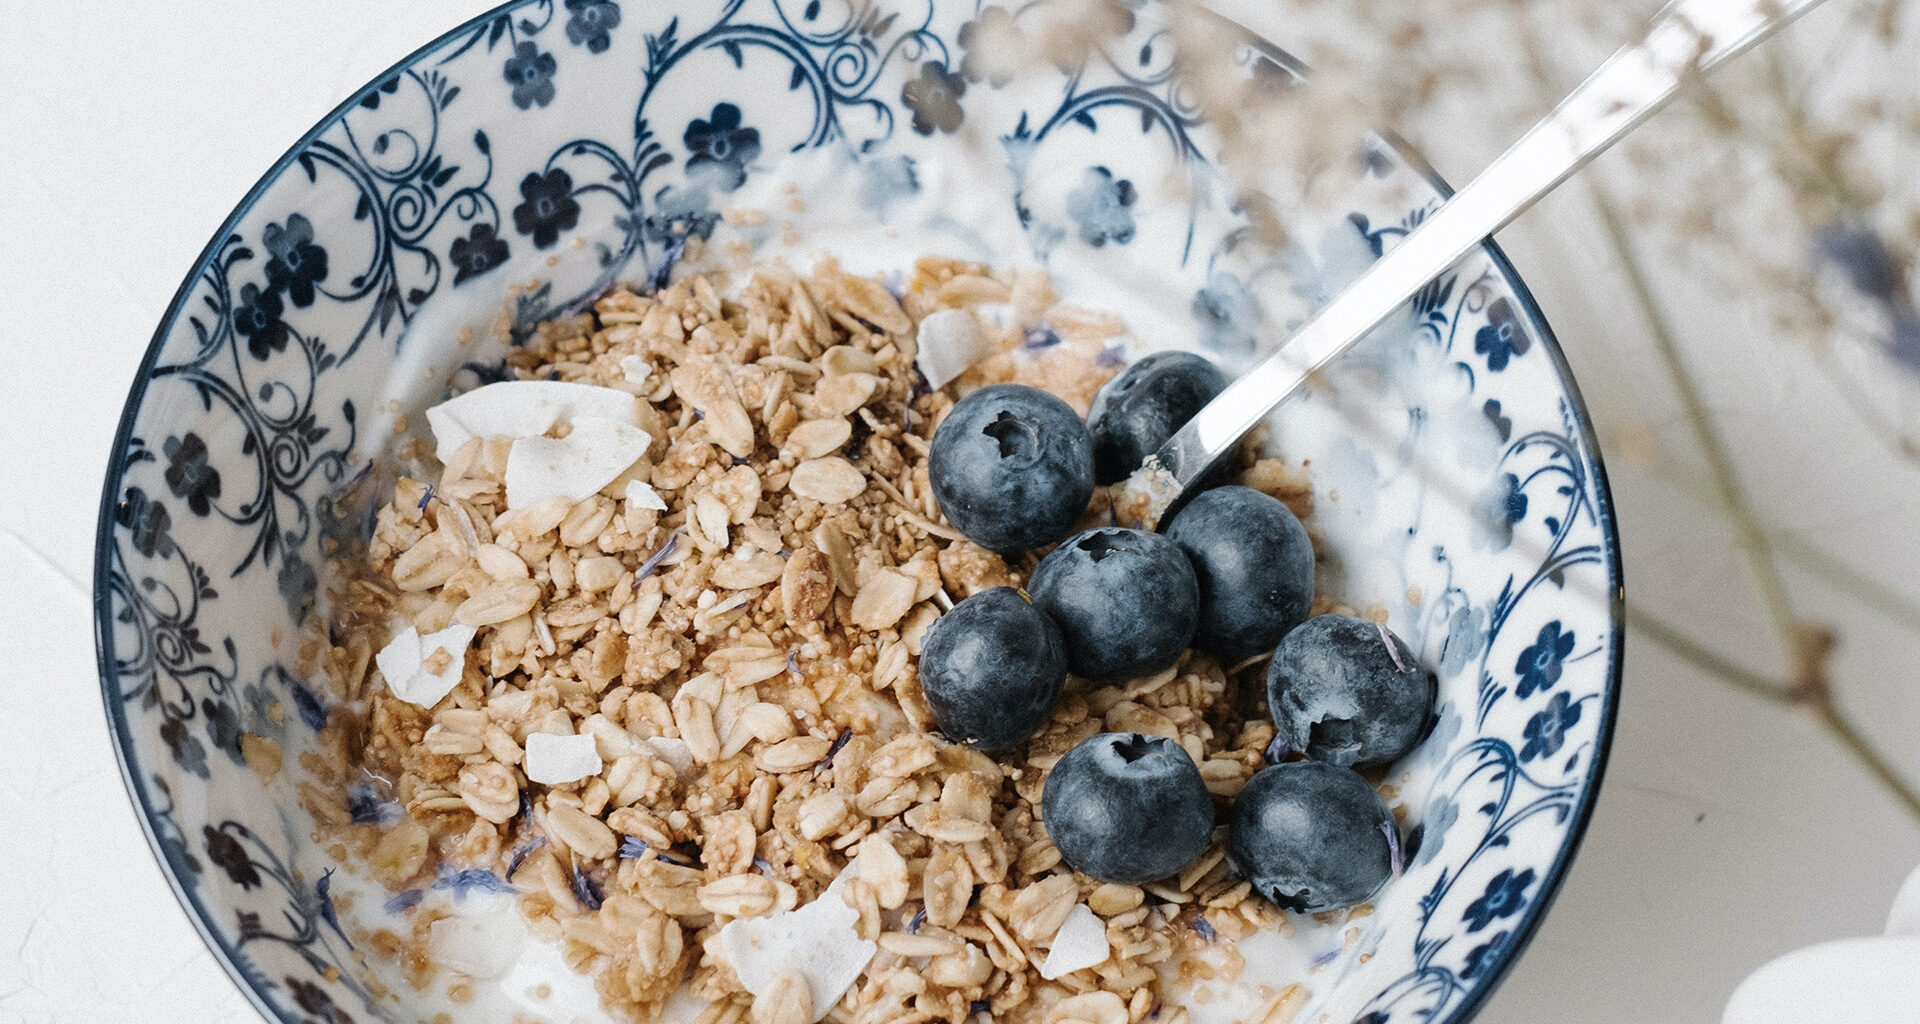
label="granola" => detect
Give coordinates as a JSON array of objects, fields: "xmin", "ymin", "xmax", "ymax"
[{"xmin": 325, "ymin": 255, "xmax": 1344, "ymax": 1024}]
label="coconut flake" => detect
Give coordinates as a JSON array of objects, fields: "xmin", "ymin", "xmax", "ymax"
[
  {"xmin": 524, "ymin": 732, "xmax": 603, "ymax": 785},
  {"xmin": 428, "ymin": 910, "xmax": 526, "ymax": 979},
  {"xmin": 1039, "ymin": 905, "xmax": 1109, "ymax": 980},
  {"xmin": 625, "ymin": 478, "xmax": 669, "ymax": 512},
  {"xmin": 425, "ymin": 380, "xmax": 642, "ymax": 464},
  {"xmin": 375, "ymin": 622, "xmax": 476, "ymax": 708},
  {"xmin": 915, "ymin": 309, "xmax": 988, "ymax": 390},
  {"xmin": 720, "ymin": 871, "xmax": 876, "ymax": 1022},
  {"xmin": 619, "ymin": 354, "xmax": 654, "ymax": 388},
  {"xmin": 504, "ymin": 417, "xmax": 653, "ymax": 510}
]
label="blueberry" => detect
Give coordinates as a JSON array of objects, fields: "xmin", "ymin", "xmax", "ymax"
[
  {"xmin": 1041, "ymin": 733, "xmax": 1214, "ymax": 884},
  {"xmin": 1266, "ymin": 615, "xmax": 1435, "ymax": 768},
  {"xmin": 917, "ymin": 588, "xmax": 1068, "ymax": 750},
  {"xmin": 1028, "ymin": 527, "xmax": 1198, "ymax": 681},
  {"xmin": 930, "ymin": 384, "xmax": 1096, "ymax": 553},
  {"xmin": 1165, "ymin": 486, "xmax": 1315, "ymax": 662},
  {"xmin": 1086, "ymin": 352, "xmax": 1229, "ymax": 484},
  {"xmin": 1228, "ymin": 760, "xmax": 1394, "ymax": 912}
]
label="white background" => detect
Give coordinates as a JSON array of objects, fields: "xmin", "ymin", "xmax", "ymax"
[{"xmin": 3, "ymin": 3, "xmax": 1917, "ymax": 1023}]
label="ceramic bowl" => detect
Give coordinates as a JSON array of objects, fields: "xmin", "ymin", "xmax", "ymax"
[{"xmin": 95, "ymin": 2, "xmax": 1622, "ymax": 1022}]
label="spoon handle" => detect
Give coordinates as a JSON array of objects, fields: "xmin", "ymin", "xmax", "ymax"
[{"xmin": 1145, "ymin": 0, "xmax": 1828, "ymax": 522}]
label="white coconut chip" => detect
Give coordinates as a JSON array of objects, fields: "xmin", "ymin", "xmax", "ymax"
[
  {"xmin": 504, "ymin": 416, "xmax": 653, "ymax": 510},
  {"xmin": 424, "ymin": 380, "xmax": 642, "ymax": 464},
  {"xmin": 619, "ymin": 354, "xmax": 653, "ymax": 387},
  {"xmin": 625, "ymin": 478, "xmax": 669, "ymax": 512},
  {"xmin": 719, "ymin": 870, "xmax": 876, "ymax": 1023},
  {"xmin": 524, "ymin": 732, "xmax": 603, "ymax": 785},
  {"xmin": 428, "ymin": 908, "xmax": 526, "ymax": 979},
  {"xmin": 1038, "ymin": 904, "xmax": 1109, "ymax": 980},
  {"xmin": 374, "ymin": 622, "xmax": 476, "ymax": 708},
  {"xmin": 915, "ymin": 308, "xmax": 989, "ymax": 391}
]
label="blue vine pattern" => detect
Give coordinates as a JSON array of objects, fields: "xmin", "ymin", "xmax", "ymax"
[{"xmin": 96, "ymin": 3, "xmax": 1619, "ymax": 1024}]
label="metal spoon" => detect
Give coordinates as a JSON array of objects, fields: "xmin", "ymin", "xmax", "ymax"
[{"xmin": 1136, "ymin": 0, "xmax": 1829, "ymax": 527}]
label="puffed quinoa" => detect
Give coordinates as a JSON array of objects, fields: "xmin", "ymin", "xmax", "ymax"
[{"xmin": 328, "ymin": 258, "xmax": 1342, "ymax": 1024}]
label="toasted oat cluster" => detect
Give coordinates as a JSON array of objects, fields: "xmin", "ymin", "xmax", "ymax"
[{"xmin": 326, "ymin": 257, "xmax": 1328, "ymax": 1024}]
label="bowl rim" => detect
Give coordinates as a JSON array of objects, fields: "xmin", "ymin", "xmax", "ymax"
[{"xmin": 92, "ymin": 4, "xmax": 1624, "ymax": 1023}]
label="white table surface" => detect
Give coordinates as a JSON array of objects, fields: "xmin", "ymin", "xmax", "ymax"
[{"xmin": 3, "ymin": 3, "xmax": 1916, "ymax": 1023}]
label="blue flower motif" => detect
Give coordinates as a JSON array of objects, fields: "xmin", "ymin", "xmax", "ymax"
[
  {"xmin": 1521, "ymin": 691, "xmax": 1584, "ymax": 762},
  {"xmin": 642, "ymin": 182, "xmax": 720, "ymax": 247},
  {"xmin": 858, "ymin": 155, "xmax": 919, "ymax": 219},
  {"xmin": 503, "ymin": 40, "xmax": 557, "ymax": 109},
  {"xmin": 1473, "ymin": 296, "xmax": 1531, "ymax": 371},
  {"xmin": 1192, "ymin": 271, "xmax": 1259, "ymax": 355},
  {"xmin": 564, "ymin": 0, "xmax": 621, "ymax": 54},
  {"xmin": 1412, "ymin": 794, "xmax": 1458, "ymax": 867},
  {"xmin": 683, "ymin": 103, "xmax": 761, "ymax": 192},
  {"xmin": 160, "ymin": 716, "xmax": 208, "ymax": 779},
  {"xmin": 1472, "ymin": 471, "xmax": 1528, "ymax": 551},
  {"xmin": 242, "ymin": 679, "xmax": 285, "ymax": 740},
  {"xmin": 1462, "ymin": 867, "xmax": 1535, "ymax": 932},
  {"xmin": 957, "ymin": 6, "xmax": 1021, "ymax": 86},
  {"xmin": 203, "ymin": 825, "xmax": 261, "ymax": 890},
  {"xmin": 1438, "ymin": 600, "xmax": 1486, "ymax": 678},
  {"xmin": 163, "ymin": 433, "xmax": 221, "ymax": 517},
  {"xmin": 902, "ymin": 61, "xmax": 966, "ymax": 135},
  {"xmin": 158, "ymin": 828, "xmax": 203, "ymax": 883},
  {"xmin": 232, "ymin": 282, "xmax": 289, "ymax": 360},
  {"xmin": 278, "ymin": 547, "xmax": 317, "ymax": 621},
  {"xmin": 263, "ymin": 213, "xmax": 329, "ymax": 308},
  {"xmin": 288, "ymin": 675, "xmax": 331, "ymax": 732},
  {"xmin": 512, "ymin": 168, "xmax": 580, "ymax": 249},
  {"xmin": 1514, "ymin": 620, "xmax": 1575, "ymax": 698},
  {"xmin": 201, "ymin": 697, "xmax": 245, "ymax": 766},
  {"xmin": 116, "ymin": 486, "xmax": 174, "ymax": 559},
  {"xmin": 286, "ymin": 976, "xmax": 351, "ymax": 1024},
  {"xmin": 450, "ymin": 222, "xmax": 509, "ymax": 284},
  {"xmin": 1065, "ymin": 166, "xmax": 1137, "ymax": 247},
  {"xmin": 1461, "ymin": 929, "xmax": 1512, "ymax": 979}
]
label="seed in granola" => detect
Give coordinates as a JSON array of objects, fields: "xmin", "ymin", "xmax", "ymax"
[
  {"xmin": 456, "ymin": 578, "xmax": 543, "ymax": 627},
  {"xmin": 811, "ymin": 373, "xmax": 879, "ymax": 417},
  {"xmin": 547, "ymin": 802, "xmax": 620, "ymax": 860},
  {"xmin": 369, "ymin": 821, "xmax": 431, "ymax": 886},
  {"xmin": 1047, "ymin": 991, "xmax": 1129, "ymax": 1024},
  {"xmin": 392, "ymin": 530, "xmax": 465, "ymax": 591},
  {"xmin": 853, "ymin": 833, "xmax": 911, "ymax": 909},
  {"xmin": 712, "ymin": 552, "xmax": 789, "ymax": 590},
  {"xmin": 756, "ymin": 735, "xmax": 833, "ymax": 773},
  {"xmin": 788, "ymin": 457, "xmax": 866, "ymax": 504},
  {"xmin": 847, "ymin": 568, "xmax": 917, "ymax": 631},
  {"xmin": 700, "ymin": 873, "xmax": 781, "ymax": 919},
  {"xmin": 796, "ymin": 791, "xmax": 851, "ymax": 841},
  {"xmin": 671, "ymin": 359, "xmax": 758, "ymax": 458},
  {"xmin": 786, "ymin": 418, "xmax": 853, "ymax": 459}
]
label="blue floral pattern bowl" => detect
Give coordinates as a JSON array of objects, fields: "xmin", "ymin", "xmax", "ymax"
[{"xmin": 94, "ymin": 2, "xmax": 1621, "ymax": 1023}]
